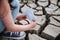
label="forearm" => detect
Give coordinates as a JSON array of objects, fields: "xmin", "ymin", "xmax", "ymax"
[
  {"xmin": 8, "ymin": 24, "xmax": 34, "ymax": 32},
  {"xmin": 2, "ymin": 13, "xmax": 34, "ymax": 32}
]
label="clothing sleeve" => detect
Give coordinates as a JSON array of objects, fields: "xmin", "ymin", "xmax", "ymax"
[{"xmin": 11, "ymin": 0, "xmax": 20, "ymax": 7}]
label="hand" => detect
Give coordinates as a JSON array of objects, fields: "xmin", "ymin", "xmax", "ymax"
[
  {"xmin": 29, "ymin": 21, "xmax": 36, "ymax": 28},
  {"xmin": 16, "ymin": 14, "xmax": 27, "ymax": 21},
  {"xmin": 23, "ymin": 21, "xmax": 36, "ymax": 31}
]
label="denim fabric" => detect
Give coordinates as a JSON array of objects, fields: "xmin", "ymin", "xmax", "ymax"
[
  {"xmin": 11, "ymin": 0, "xmax": 20, "ymax": 20},
  {"xmin": 0, "ymin": 0, "xmax": 20, "ymax": 33}
]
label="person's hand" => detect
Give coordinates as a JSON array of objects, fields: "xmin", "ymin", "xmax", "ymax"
[
  {"xmin": 22, "ymin": 21, "xmax": 36, "ymax": 31},
  {"xmin": 26, "ymin": 21, "xmax": 36, "ymax": 30},
  {"xmin": 29, "ymin": 21, "xmax": 36, "ymax": 28},
  {"xmin": 16, "ymin": 14, "xmax": 27, "ymax": 21}
]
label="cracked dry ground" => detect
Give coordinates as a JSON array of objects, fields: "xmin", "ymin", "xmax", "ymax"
[
  {"xmin": 2, "ymin": 0, "xmax": 60, "ymax": 40},
  {"xmin": 18, "ymin": 0, "xmax": 60, "ymax": 40}
]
